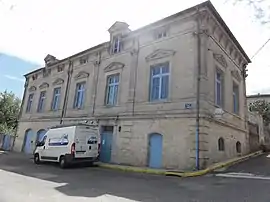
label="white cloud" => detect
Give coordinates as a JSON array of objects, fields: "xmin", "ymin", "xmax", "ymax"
[
  {"xmin": 0, "ymin": 0, "xmax": 269, "ymax": 94},
  {"xmin": 4, "ymin": 75, "xmax": 24, "ymax": 82}
]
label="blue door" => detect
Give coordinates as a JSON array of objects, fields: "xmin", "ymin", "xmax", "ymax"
[
  {"xmin": 23, "ymin": 130, "xmax": 34, "ymax": 154},
  {"xmin": 149, "ymin": 133, "xmax": 163, "ymax": 168},
  {"xmin": 100, "ymin": 132, "xmax": 113, "ymax": 163},
  {"xmin": 2, "ymin": 135, "xmax": 10, "ymax": 150},
  {"xmin": 37, "ymin": 130, "xmax": 46, "ymax": 142}
]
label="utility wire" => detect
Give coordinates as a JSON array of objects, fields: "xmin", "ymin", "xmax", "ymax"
[{"xmin": 251, "ymin": 37, "xmax": 270, "ymax": 59}]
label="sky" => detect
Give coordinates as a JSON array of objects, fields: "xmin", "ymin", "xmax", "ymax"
[{"xmin": 0, "ymin": 0, "xmax": 269, "ymax": 97}]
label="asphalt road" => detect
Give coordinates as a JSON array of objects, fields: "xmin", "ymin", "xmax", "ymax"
[{"xmin": 1, "ymin": 152, "xmax": 270, "ymax": 202}]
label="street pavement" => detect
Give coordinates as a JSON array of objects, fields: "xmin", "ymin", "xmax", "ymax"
[{"xmin": 0, "ymin": 152, "xmax": 270, "ymax": 202}]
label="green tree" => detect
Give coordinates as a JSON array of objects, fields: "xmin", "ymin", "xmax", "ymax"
[
  {"xmin": 249, "ymin": 99, "xmax": 270, "ymax": 125},
  {"xmin": 0, "ymin": 91, "xmax": 21, "ymax": 135}
]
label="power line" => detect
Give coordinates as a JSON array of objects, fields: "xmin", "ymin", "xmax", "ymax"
[{"xmin": 251, "ymin": 37, "xmax": 270, "ymax": 59}]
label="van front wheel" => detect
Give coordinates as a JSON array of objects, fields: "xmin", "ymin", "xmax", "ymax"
[
  {"xmin": 34, "ymin": 154, "xmax": 40, "ymax": 164},
  {"xmin": 59, "ymin": 156, "xmax": 67, "ymax": 169}
]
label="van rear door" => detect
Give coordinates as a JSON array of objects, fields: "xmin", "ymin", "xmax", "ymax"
[{"xmin": 75, "ymin": 125, "xmax": 99, "ymax": 158}]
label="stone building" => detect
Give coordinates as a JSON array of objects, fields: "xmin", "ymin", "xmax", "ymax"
[{"xmin": 16, "ymin": 1, "xmax": 251, "ymax": 170}]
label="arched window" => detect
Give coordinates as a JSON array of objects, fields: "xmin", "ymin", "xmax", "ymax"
[
  {"xmin": 236, "ymin": 141, "xmax": 241, "ymax": 153},
  {"xmin": 218, "ymin": 137, "xmax": 225, "ymax": 151}
]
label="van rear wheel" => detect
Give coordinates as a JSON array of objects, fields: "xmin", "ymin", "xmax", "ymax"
[{"xmin": 59, "ymin": 156, "xmax": 67, "ymax": 169}]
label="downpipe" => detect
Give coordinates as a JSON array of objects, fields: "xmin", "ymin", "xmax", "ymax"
[{"xmin": 195, "ymin": 7, "xmax": 202, "ymax": 170}]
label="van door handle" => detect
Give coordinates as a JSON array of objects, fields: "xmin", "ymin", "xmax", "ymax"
[{"xmin": 43, "ymin": 146, "xmax": 45, "ymax": 149}]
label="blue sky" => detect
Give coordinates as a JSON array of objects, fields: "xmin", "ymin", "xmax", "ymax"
[
  {"xmin": 0, "ymin": 54, "xmax": 39, "ymax": 97},
  {"xmin": 0, "ymin": 0, "xmax": 270, "ymax": 97}
]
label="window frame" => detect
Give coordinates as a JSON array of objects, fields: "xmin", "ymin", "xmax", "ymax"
[
  {"xmin": 26, "ymin": 93, "xmax": 34, "ymax": 113},
  {"xmin": 37, "ymin": 91, "xmax": 46, "ymax": 112},
  {"xmin": 105, "ymin": 73, "xmax": 120, "ymax": 106},
  {"xmin": 149, "ymin": 62, "xmax": 170, "ymax": 102},
  {"xmin": 73, "ymin": 82, "xmax": 86, "ymax": 109},
  {"xmin": 218, "ymin": 137, "xmax": 225, "ymax": 151},
  {"xmin": 51, "ymin": 87, "xmax": 61, "ymax": 111},
  {"xmin": 215, "ymin": 68, "xmax": 224, "ymax": 107},
  {"xmin": 112, "ymin": 36, "xmax": 121, "ymax": 54},
  {"xmin": 233, "ymin": 82, "xmax": 239, "ymax": 114}
]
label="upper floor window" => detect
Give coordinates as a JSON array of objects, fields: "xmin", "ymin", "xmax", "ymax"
[
  {"xmin": 157, "ymin": 31, "xmax": 167, "ymax": 39},
  {"xmin": 112, "ymin": 36, "xmax": 121, "ymax": 54},
  {"xmin": 57, "ymin": 65, "xmax": 64, "ymax": 72},
  {"xmin": 43, "ymin": 69, "xmax": 51, "ymax": 78},
  {"xmin": 233, "ymin": 82, "xmax": 239, "ymax": 114},
  {"xmin": 150, "ymin": 62, "xmax": 169, "ymax": 101},
  {"xmin": 80, "ymin": 58, "xmax": 88, "ymax": 65},
  {"xmin": 32, "ymin": 74, "xmax": 38, "ymax": 81},
  {"xmin": 37, "ymin": 91, "xmax": 46, "ymax": 112},
  {"xmin": 51, "ymin": 87, "xmax": 61, "ymax": 111},
  {"xmin": 215, "ymin": 69, "xmax": 224, "ymax": 107},
  {"xmin": 74, "ymin": 82, "xmax": 85, "ymax": 109},
  {"xmin": 105, "ymin": 74, "xmax": 119, "ymax": 106},
  {"xmin": 26, "ymin": 93, "xmax": 34, "ymax": 113}
]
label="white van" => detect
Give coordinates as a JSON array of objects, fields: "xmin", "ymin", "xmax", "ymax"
[{"xmin": 33, "ymin": 123, "xmax": 100, "ymax": 168}]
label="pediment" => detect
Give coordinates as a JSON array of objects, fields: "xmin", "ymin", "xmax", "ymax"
[
  {"xmin": 145, "ymin": 49, "xmax": 176, "ymax": 62},
  {"xmin": 104, "ymin": 62, "xmax": 125, "ymax": 72},
  {"xmin": 28, "ymin": 86, "xmax": 36, "ymax": 92},
  {"xmin": 53, "ymin": 78, "xmax": 64, "ymax": 86},
  {"xmin": 231, "ymin": 70, "xmax": 241, "ymax": 81},
  {"xmin": 108, "ymin": 21, "xmax": 130, "ymax": 33},
  {"xmin": 213, "ymin": 53, "xmax": 227, "ymax": 68},
  {"xmin": 39, "ymin": 82, "xmax": 49, "ymax": 89},
  {"xmin": 74, "ymin": 71, "xmax": 89, "ymax": 80}
]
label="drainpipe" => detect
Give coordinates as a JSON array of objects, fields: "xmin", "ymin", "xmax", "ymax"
[
  {"xmin": 92, "ymin": 52, "xmax": 101, "ymax": 116},
  {"xmin": 60, "ymin": 60, "xmax": 73, "ymax": 124},
  {"xmin": 132, "ymin": 38, "xmax": 140, "ymax": 116},
  {"xmin": 195, "ymin": 7, "xmax": 202, "ymax": 170}
]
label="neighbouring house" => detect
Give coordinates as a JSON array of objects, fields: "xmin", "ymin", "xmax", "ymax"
[{"xmin": 15, "ymin": 1, "xmax": 251, "ymax": 170}]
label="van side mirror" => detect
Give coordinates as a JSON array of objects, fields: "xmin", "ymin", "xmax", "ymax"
[{"xmin": 36, "ymin": 141, "xmax": 44, "ymax": 147}]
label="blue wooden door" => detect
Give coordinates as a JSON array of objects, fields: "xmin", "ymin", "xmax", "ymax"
[
  {"xmin": 23, "ymin": 130, "xmax": 34, "ymax": 154},
  {"xmin": 2, "ymin": 135, "xmax": 10, "ymax": 150},
  {"xmin": 100, "ymin": 132, "xmax": 113, "ymax": 163},
  {"xmin": 37, "ymin": 130, "xmax": 46, "ymax": 142},
  {"xmin": 149, "ymin": 133, "xmax": 163, "ymax": 168}
]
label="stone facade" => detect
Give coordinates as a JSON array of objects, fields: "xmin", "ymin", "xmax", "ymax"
[{"xmin": 16, "ymin": 1, "xmax": 251, "ymax": 170}]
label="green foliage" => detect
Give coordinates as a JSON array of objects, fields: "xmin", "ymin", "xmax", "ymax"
[
  {"xmin": 249, "ymin": 99, "xmax": 270, "ymax": 125},
  {"xmin": 0, "ymin": 90, "xmax": 21, "ymax": 135}
]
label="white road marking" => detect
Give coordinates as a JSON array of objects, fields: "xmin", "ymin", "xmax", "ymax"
[{"xmin": 216, "ymin": 172, "xmax": 270, "ymax": 180}]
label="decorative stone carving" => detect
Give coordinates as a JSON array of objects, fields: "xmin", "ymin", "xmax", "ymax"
[
  {"xmin": 231, "ymin": 70, "xmax": 241, "ymax": 81},
  {"xmin": 104, "ymin": 62, "xmax": 125, "ymax": 72},
  {"xmin": 213, "ymin": 53, "xmax": 227, "ymax": 68},
  {"xmin": 74, "ymin": 71, "xmax": 89, "ymax": 80},
  {"xmin": 28, "ymin": 86, "xmax": 36, "ymax": 92},
  {"xmin": 53, "ymin": 78, "xmax": 64, "ymax": 86},
  {"xmin": 145, "ymin": 49, "xmax": 176, "ymax": 62},
  {"xmin": 39, "ymin": 82, "xmax": 49, "ymax": 89}
]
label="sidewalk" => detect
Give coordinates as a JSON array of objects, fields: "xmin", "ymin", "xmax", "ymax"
[{"xmin": 98, "ymin": 150, "xmax": 263, "ymax": 177}]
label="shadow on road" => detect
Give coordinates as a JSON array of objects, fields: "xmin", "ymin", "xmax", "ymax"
[{"xmin": 0, "ymin": 152, "xmax": 184, "ymax": 201}]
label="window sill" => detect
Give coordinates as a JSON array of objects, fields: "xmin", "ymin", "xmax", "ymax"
[{"xmin": 149, "ymin": 99, "xmax": 171, "ymax": 104}]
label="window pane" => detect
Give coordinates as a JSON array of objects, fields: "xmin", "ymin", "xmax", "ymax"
[
  {"xmin": 152, "ymin": 67, "xmax": 160, "ymax": 76},
  {"xmin": 113, "ymin": 85, "xmax": 118, "ymax": 105},
  {"xmin": 216, "ymin": 72, "xmax": 221, "ymax": 81},
  {"xmin": 216, "ymin": 82, "xmax": 221, "ymax": 106},
  {"xmin": 161, "ymin": 75, "xmax": 169, "ymax": 99},
  {"xmin": 162, "ymin": 65, "xmax": 169, "ymax": 74},
  {"xmin": 151, "ymin": 77, "xmax": 160, "ymax": 100}
]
